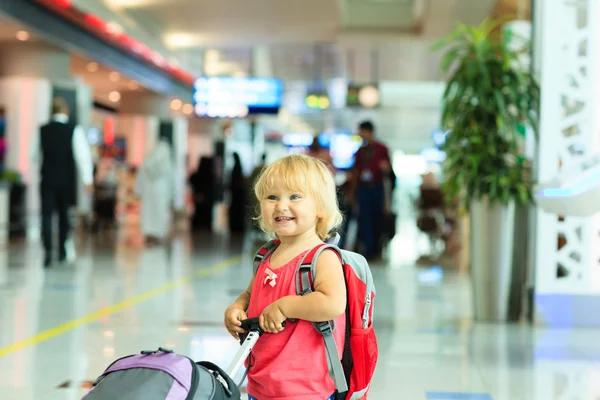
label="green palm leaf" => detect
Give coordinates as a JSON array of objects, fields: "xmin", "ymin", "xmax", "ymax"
[{"xmin": 433, "ymin": 18, "xmax": 540, "ymax": 208}]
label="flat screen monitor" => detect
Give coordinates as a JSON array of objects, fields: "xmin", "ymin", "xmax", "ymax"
[
  {"xmin": 193, "ymin": 77, "xmax": 284, "ymax": 118},
  {"xmin": 327, "ymin": 132, "xmax": 363, "ymax": 170},
  {"xmin": 281, "ymin": 130, "xmax": 363, "ymax": 170}
]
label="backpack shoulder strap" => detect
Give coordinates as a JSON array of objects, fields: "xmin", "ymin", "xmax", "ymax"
[
  {"xmin": 253, "ymin": 239, "xmax": 280, "ymax": 276},
  {"xmin": 295, "ymin": 243, "xmax": 348, "ymax": 393},
  {"xmin": 295, "ymin": 243, "xmax": 342, "ymax": 295}
]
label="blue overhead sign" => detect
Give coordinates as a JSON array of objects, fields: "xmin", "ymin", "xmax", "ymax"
[{"xmin": 193, "ymin": 77, "xmax": 284, "ymax": 117}]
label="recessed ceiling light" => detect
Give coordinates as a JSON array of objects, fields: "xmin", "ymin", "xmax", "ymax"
[
  {"xmin": 16, "ymin": 31, "xmax": 30, "ymax": 41},
  {"xmin": 87, "ymin": 62, "xmax": 99, "ymax": 72},
  {"xmin": 358, "ymin": 85, "xmax": 380, "ymax": 108},
  {"xmin": 106, "ymin": 0, "xmax": 148, "ymax": 8},
  {"xmin": 128, "ymin": 81, "xmax": 140, "ymax": 90},
  {"xmin": 182, "ymin": 104, "xmax": 193, "ymax": 115},
  {"xmin": 165, "ymin": 33, "xmax": 195, "ymax": 48},
  {"xmin": 170, "ymin": 99, "xmax": 182, "ymax": 111},
  {"xmin": 109, "ymin": 91, "xmax": 121, "ymax": 102},
  {"xmin": 109, "ymin": 71, "xmax": 120, "ymax": 82}
]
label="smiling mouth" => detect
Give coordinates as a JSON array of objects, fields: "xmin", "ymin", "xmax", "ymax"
[{"xmin": 275, "ymin": 216, "xmax": 295, "ymax": 223}]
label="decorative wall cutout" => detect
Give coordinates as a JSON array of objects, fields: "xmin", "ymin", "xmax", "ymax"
[{"xmin": 537, "ymin": 0, "xmax": 600, "ymax": 294}]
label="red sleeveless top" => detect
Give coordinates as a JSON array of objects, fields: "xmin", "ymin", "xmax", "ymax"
[{"xmin": 246, "ymin": 250, "xmax": 346, "ymax": 400}]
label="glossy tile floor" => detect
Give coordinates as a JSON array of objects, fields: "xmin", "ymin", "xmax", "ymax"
[{"xmin": 1, "ymin": 218, "xmax": 599, "ymax": 400}]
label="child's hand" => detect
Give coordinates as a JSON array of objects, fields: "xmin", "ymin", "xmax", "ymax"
[
  {"xmin": 259, "ymin": 301, "xmax": 286, "ymax": 334},
  {"xmin": 224, "ymin": 305, "xmax": 248, "ymax": 340}
]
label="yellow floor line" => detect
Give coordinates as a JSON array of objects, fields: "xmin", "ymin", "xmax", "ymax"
[{"xmin": 0, "ymin": 255, "xmax": 242, "ymax": 358}]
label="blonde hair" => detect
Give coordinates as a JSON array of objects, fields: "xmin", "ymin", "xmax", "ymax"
[{"xmin": 254, "ymin": 154, "xmax": 343, "ymax": 240}]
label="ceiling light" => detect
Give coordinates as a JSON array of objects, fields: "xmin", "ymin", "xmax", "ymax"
[
  {"xmin": 128, "ymin": 81, "xmax": 140, "ymax": 90},
  {"xmin": 16, "ymin": 31, "xmax": 30, "ymax": 41},
  {"xmin": 109, "ymin": 71, "xmax": 120, "ymax": 82},
  {"xmin": 87, "ymin": 62, "xmax": 99, "ymax": 72},
  {"xmin": 358, "ymin": 85, "xmax": 380, "ymax": 108},
  {"xmin": 109, "ymin": 91, "xmax": 121, "ymax": 102},
  {"xmin": 170, "ymin": 99, "xmax": 182, "ymax": 111},
  {"xmin": 165, "ymin": 33, "xmax": 195, "ymax": 49},
  {"xmin": 182, "ymin": 104, "xmax": 193, "ymax": 115}
]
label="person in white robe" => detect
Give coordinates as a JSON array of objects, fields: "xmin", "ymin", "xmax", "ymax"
[{"xmin": 135, "ymin": 139, "xmax": 174, "ymax": 243}]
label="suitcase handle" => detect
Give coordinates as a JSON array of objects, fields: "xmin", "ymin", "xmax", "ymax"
[
  {"xmin": 229, "ymin": 318, "xmax": 291, "ymax": 384},
  {"xmin": 239, "ymin": 318, "xmax": 288, "ymax": 343},
  {"xmin": 240, "ymin": 317, "xmax": 287, "ymax": 333}
]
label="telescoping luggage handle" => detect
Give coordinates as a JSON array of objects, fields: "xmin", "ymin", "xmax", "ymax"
[{"xmin": 226, "ymin": 318, "xmax": 287, "ymax": 387}]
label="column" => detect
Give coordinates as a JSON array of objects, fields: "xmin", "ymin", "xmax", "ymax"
[
  {"xmin": 251, "ymin": 45, "xmax": 273, "ymax": 78},
  {"xmin": 172, "ymin": 117, "xmax": 188, "ymax": 211},
  {"xmin": 250, "ymin": 46, "xmax": 272, "ymax": 167},
  {"xmin": 533, "ymin": 0, "xmax": 600, "ymax": 326},
  {"xmin": 187, "ymin": 117, "xmax": 214, "ymax": 173}
]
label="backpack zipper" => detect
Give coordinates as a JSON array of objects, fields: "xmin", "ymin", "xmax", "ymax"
[{"xmin": 362, "ymin": 292, "xmax": 371, "ymax": 328}]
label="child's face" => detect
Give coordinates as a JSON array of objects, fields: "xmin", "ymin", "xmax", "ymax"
[{"xmin": 261, "ymin": 181, "xmax": 321, "ymax": 239}]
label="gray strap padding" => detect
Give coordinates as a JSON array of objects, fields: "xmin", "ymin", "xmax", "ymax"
[
  {"xmin": 309, "ymin": 245, "xmax": 347, "ymax": 392},
  {"xmin": 322, "ymin": 323, "xmax": 348, "ymax": 393},
  {"xmin": 300, "ymin": 267, "xmax": 312, "ymax": 295},
  {"xmin": 295, "ymin": 244, "xmax": 348, "ymax": 393}
]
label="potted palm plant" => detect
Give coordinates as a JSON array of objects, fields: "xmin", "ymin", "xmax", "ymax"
[{"xmin": 432, "ymin": 18, "xmax": 540, "ymax": 321}]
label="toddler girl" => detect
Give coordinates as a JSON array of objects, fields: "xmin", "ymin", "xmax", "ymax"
[{"xmin": 224, "ymin": 154, "xmax": 346, "ymax": 400}]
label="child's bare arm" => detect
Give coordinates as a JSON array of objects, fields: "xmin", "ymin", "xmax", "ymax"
[{"xmin": 277, "ymin": 250, "xmax": 346, "ymax": 322}]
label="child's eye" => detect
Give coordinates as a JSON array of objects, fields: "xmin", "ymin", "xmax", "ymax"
[
  {"xmin": 290, "ymin": 194, "xmax": 301, "ymax": 200},
  {"xmin": 267, "ymin": 195, "xmax": 277, "ymax": 201}
]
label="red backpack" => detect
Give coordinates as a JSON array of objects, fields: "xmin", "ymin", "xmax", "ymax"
[{"xmin": 253, "ymin": 234, "xmax": 378, "ymax": 400}]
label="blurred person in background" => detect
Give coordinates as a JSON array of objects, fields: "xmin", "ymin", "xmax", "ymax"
[
  {"xmin": 30, "ymin": 97, "xmax": 94, "ymax": 267},
  {"xmin": 135, "ymin": 139, "xmax": 174, "ymax": 245},
  {"xmin": 92, "ymin": 155, "xmax": 118, "ymax": 232},
  {"xmin": 189, "ymin": 156, "xmax": 215, "ymax": 231},
  {"xmin": 307, "ymin": 136, "xmax": 335, "ymax": 175},
  {"xmin": 228, "ymin": 152, "xmax": 247, "ymax": 234},
  {"xmin": 347, "ymin": 120, "xmax": 392, "ymax": 260}
]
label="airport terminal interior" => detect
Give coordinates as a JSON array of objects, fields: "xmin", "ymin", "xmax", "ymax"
[{"xmin": 0, "ymin": 0, "xmax": 599, "ymax": 399}]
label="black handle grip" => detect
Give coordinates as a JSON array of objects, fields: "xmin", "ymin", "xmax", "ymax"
[
  {"xmin": 240, "ymin": 317, "xmax": 261, "ymax": 332},
  {"xmin": 238, "ymin": 318, "xmax": 288, "ymax": 344},
  {"xmin": 240, "ymin": 317, "xmax": 287, "ymax": 332}
]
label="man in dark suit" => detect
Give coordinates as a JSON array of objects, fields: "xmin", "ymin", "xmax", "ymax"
[{"xmin": 30, "ymin": 97, "xmax": 93, "ymax": 267}]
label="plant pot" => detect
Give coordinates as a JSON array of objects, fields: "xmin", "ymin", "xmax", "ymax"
[{"xmin": 469, "ymin": 197, "xmax": 515, "ymax": 322}]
